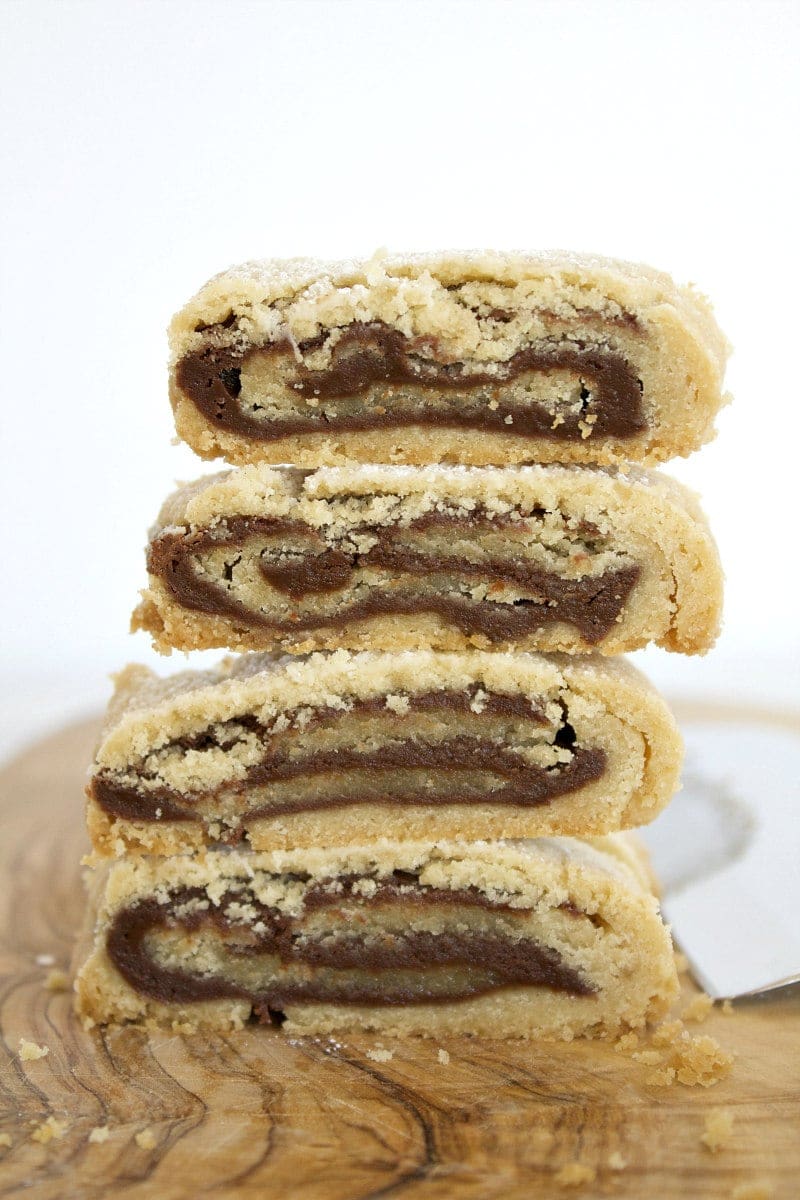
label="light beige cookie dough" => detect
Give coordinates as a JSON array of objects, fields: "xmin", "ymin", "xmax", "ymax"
[
  {"xmin": 133, "ymin": 463, "xmax": 722, "ymax": 657},
  {"xmin": 168, "ymin": 250, "xmax": 729, "ymax": 468},
  {"xmin": 86, "ymin": 649, "xmax": 682, "ymax": 857},
  {"xmin": 74, "ymin": 834, "xmax": 678, "ymax": 1038}
]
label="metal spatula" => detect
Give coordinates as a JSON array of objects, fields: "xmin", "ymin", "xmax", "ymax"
[{"xmin": 640, "ymin": 708, "xmax": 800, "ymax": 998}]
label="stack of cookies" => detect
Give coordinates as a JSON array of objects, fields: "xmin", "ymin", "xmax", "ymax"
[{"xmin": 75, "ymin": 251, "xmax": 727, "ymax": 1040}]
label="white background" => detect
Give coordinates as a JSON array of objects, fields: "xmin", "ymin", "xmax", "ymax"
[{"xmin": 1, "ymin": 0, "xmax": 798, "ymax": 761}]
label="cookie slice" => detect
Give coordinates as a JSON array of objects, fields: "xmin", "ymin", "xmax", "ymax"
[
  {"xmin": 86, "ymin": 650, "xmax": 682, "ymax": 857},
  {"xmin": 168, "ymin": 250, "xmax": 728, "ymax": 467},
  {"xmin": 133, "ymin": 463, "xmax": 722, "ymax": 657},
  {"xmin": 74, "ymin": 835, "xmax": 678, "ymax": 1037}
]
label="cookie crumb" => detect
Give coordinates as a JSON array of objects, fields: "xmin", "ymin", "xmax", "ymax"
[
  {"xmin": 19, "ymin": 1038, "xmax": 49, "ymax": 1062},
  {"xmin": 645, "ymin": 1065, "xmax": 677, "ymax": 1087},
  {"xmin": 722, "ymin": 999, "xmax": 735, "ymax": 1016},
  {"xmin": 651, "ymin": 1019, "xmax": 685, "ymax": 1047},
  {"xmin": 554, "ymin": 1162, "xmax": 596, "ymax": 1188},
  {"xmin": 731, "ymin": 1184, "xmax": 773, "ymax": 1200},
  {"xmin": 135, "ymin": 1128, "xmax": 157, "ymax": 1150},
  {"xmin": 437, "ymin": 1048, "xmax": 450, "ymax": 1065},
  {"xmin": 622, "ymin": 1017, "xmax": 734, "ymax": 1088},
  {"xmin": 0, "ymin": 1133, "xmax": 12, "ymax": 1148},
  {"xmin": 607, "ymin": 1151, "xmax": 627, "ymax": 1171},
  {"xmin": 366, "ymin": 1047, "xmax": 393, "ymax": 1063},
  {"xmin": 674, "ymin": 1035, "xmax": 734, "ymax": 1087},
  {"xmin": 632, "ymin": 1049, "xmax": 662, "ymax": 1065},
  {"xmin": 614, "ymin": 1031, "xmax": 639, "ymax": 1052},
  {"xmin": 384, "ymin": 694, "xmax": 409, "ymax": 716},
  {"xmin": 45, "ymin": 969, "xmax": 70, "ymax": 992},
  {"xmin": 30, "ymin": 1116, "xmax": 68, "ymax": 1144},
  {"xmin": 683, "ymin": 992, "xmax": 714, "ymax": 1023},
  {"xmin": 88, "ymin": 1126, "xmax": 110, "ymax": 1144},
  {"xmin": 701, "ymin": 1107, "xmax": 734, "ymax": 1152}
]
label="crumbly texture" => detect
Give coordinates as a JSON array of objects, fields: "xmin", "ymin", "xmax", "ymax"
[
  {"xmin": 554, "ymin": 1162, "xmax": 597, "ymax": 1188},
  {"xmin": 30, "ymin": 1117, "xmax": 68, "ymax": 1144},
  {"xmin": 683, "ymin": 992, "xmax": 714, "ymax": 1022},
  {"xmin": 617, "ymin": 1017, "xmax": 734, "ymax": 1088},
  {"xmin": 168, "ymin": 250, "xmax": 729, "ymax": 467},
  {"xmin": 19, "ymin": 1038, "xmax": 49, "ymax": 1062},
  {"xmin": 45, "ymin": 968, "xmax": 70, "ymax": 992},
  {"xmin": 73, "ymin": 834, "xmax": 677, "ymax": 1038},
  {"xmin": 366, "ymin": 1047, "xmax": 394, "ymax": 1063},
  {"xmin": 701, "ymin": 1107, "xmax": 734, "ymax": 1152},
  {"xmin": 133, "ymin": 463, "xmax": 722, "ymax": 658},
  {"xmin": 85, "ymin": 649, "xmax": 682, "ymax": 857}
]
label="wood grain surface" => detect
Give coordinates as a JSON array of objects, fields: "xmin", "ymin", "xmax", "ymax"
[{"xmin": 1, "ymin": 714, "xmax": 798, "ymax": 1200}]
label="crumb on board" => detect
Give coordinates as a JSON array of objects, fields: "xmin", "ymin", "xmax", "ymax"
[
  {"xmin": 683, "ymin": 992, "xmax": 714, "ymax": 1023},
  {"xmin": 631, "ymin": 1049, "xmax": 662, "ymax": 1065},
  {"xmin": 45, "ymin": 969, "xmax": 70, "ymax": 992},
  {"xmin": 88, "ymin": 1126, "xmax": 110, "ymax": 1144},
  {"xmin": 614, "ymin": 1031, "xmax": 639, "ymax": 1052},
  {"xmin": 651, "ymin": 1019, "xmax": 685, "ymax": 1047},
  {"xmin": 135, "ymin": 1128, "xmax": 157, "ymax": 1150},
  {"xmin": 607, "ymin": 1151, "xmax": 627, "ymax": 1171},
  {"xmin": 554, "ymin": 1162, "xmax": 597, "ymax": 1188},
  {"xmin": 437, "ymin": 1048, "xmax": 450, "ymax": 1065},
  {"xmin": 731, "ymin": 1184, "xmax": 774, "ymax": 1200},
  {"xmin": 618, "ymin": 1017, "xmax": 734, "ymax": 1088},
  {"xmin": 19, "ymin": 1038, "xmax": 49, "ymax": 1062},
  {"xmin": 0, "ymin": 1133, "xmax": 12, "ymax": 1148},
  {"xmin": 365, "ymin": 1046, "xmax": 394, "ymax": 1063},
  {"xmin": 722, "ymin": 999, "xmax": 735, "ymax": 1016},
  {"xmin": 645, "ymin": 1065, "xmax": 677, "ymax": 1086},
  {"xmin": 701, "ymin": 1107, "xmax": 734, "ymax": 1152},
  {"xmin": 30, "ymin": 1117, "xmax": 68, "ymax": 1144},
  {"xmin": 672, "ymin": 1034, "xmax": 734, "ymax": 1087},
  {"xmin": 35, "ymin": 954, "xmax": 55, "ymax": 967}
]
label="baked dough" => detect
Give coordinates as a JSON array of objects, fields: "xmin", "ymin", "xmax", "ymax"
[
  {"xmin": 168, "ymin": 250, "xmax": 729, "ymax": 467},
  {"xmin": 74, "ymin": 834, "xmax": 678, "ymax": 1038},
  {"xmin": 133, "ymin": 463, "xmax": 722, "ymax": 657},
  {"xmin": 86, "ymin": 649, "xmax": 682, "ymax": 856}
]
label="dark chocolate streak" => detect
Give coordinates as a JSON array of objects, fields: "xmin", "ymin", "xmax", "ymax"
[
  {"xmin": 176, "ymin": 319, "xmax": 646, "ymax": 441},
  {"xmin": 148, "ymin": 514, "xmax": 641, "ymax": 645},
  {"xmin": 106, "ymin": 880, "xmax": 595, "ymax": 1012}
]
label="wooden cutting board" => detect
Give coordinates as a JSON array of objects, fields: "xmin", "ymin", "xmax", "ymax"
[{"xmin": 0, "ymin": 714, "xmax": 798, "ymax": 1199}]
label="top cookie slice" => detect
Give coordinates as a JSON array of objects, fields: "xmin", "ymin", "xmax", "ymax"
[{"xmin": 169, "ymin": 250, "xmax": 729, "ymax": 467}]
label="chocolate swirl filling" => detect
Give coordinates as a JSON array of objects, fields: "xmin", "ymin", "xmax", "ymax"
[
  {"xmin": 106, "ymin": 877, "xmax": 596, "ymax": 1015},
  {"xmin": 175, "ymin": 320, "xmax": 647, "ymax": 442},
  {"xmin": 90, "ymin": 690, "xmax": 607, "ymax": 835},
  {"xmin": 147, "ymin": 513, "xmax": 640, "ymax": 646}
]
